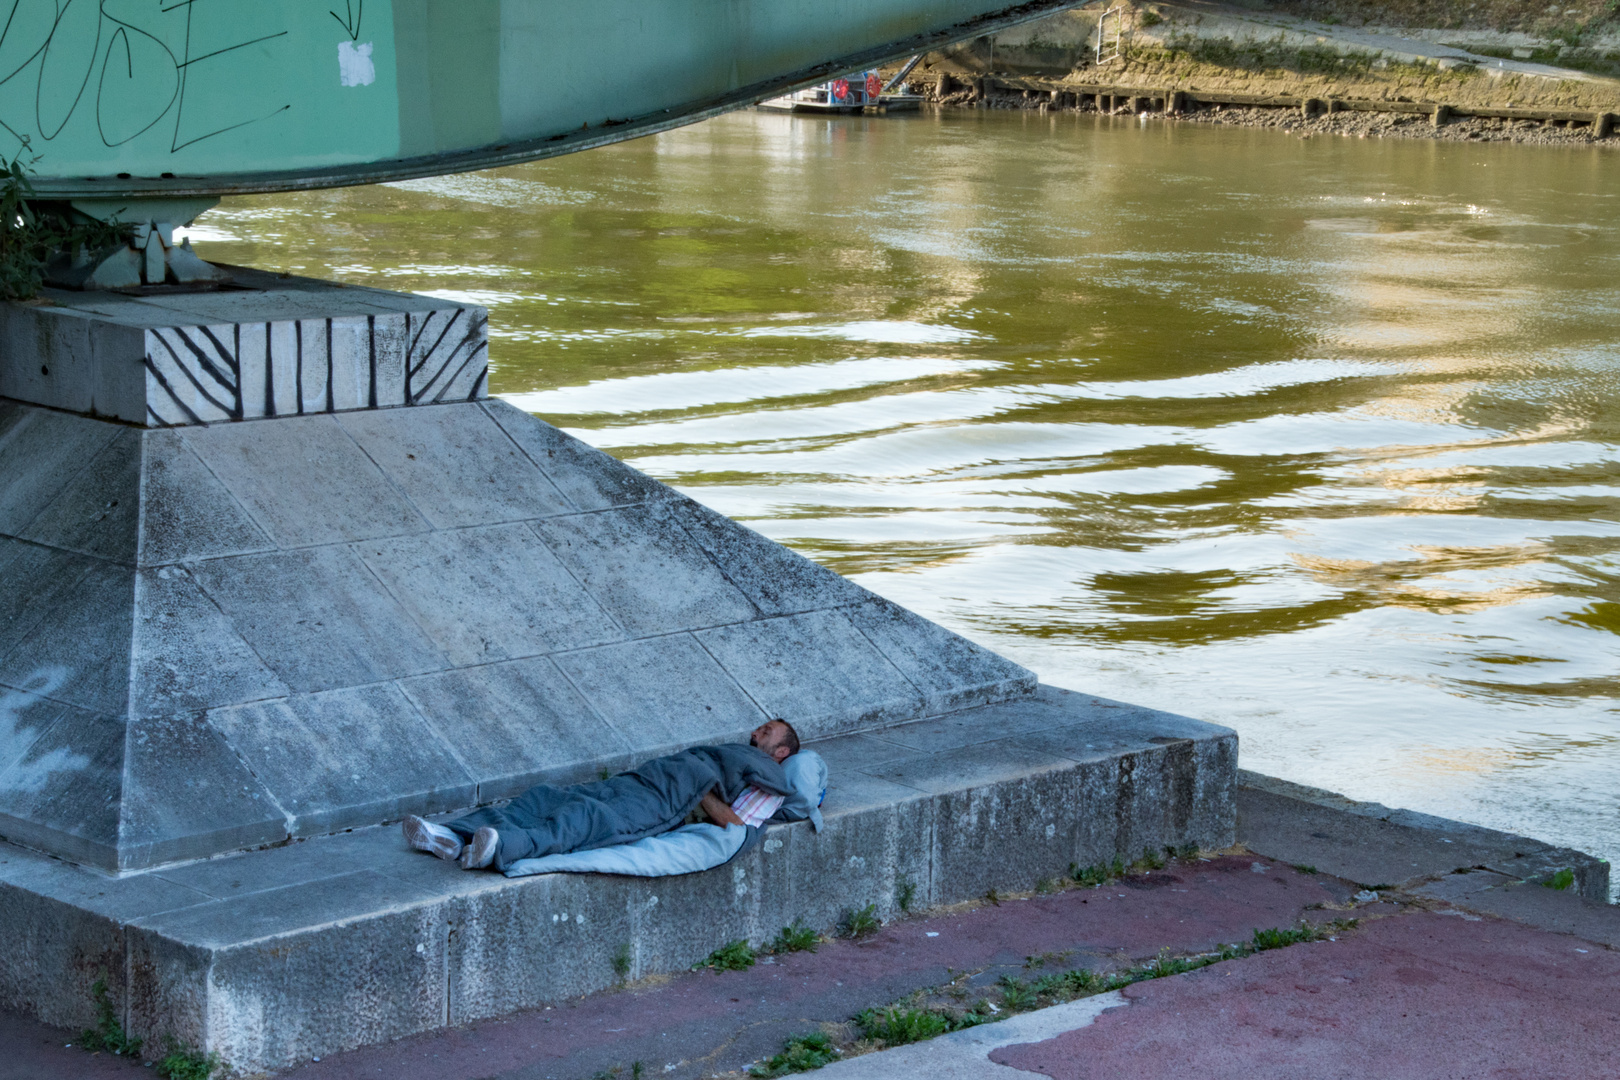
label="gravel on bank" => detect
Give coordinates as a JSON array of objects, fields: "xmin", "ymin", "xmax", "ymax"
[{"xmin": 932, "ymin": 90, "xmax": 1617, "ymax": 148}]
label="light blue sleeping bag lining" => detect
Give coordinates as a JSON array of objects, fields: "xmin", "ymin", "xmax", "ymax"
[{"xmin": 503, "ymin": 750, "xmax": 827, "ymax": 879}]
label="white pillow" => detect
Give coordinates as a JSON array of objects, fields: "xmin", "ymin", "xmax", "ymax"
[{"xmin": 772, "ymin": 749, "xmax": 827, "ymax": 831}]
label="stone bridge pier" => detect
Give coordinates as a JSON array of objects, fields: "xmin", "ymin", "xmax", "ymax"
[{"xmin": 0, "ymin": 269, "xmax": 1235, "ymax": 1073}]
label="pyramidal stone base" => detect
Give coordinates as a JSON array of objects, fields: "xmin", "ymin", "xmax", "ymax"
[{"xmin": 0, "ymin": 276, "xmax": 1236, "ymax": 1072}]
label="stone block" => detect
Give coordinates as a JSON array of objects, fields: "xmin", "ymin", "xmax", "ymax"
[
  {"xmin": 668, "ymin": 496, "xmax": 869, "ymax": 615},
  {"xmin": 873, "ymin": 690, "xmax": 1068, "ymax": 755},
  {"xmin": 357, "ymin": 524, "xmax": 622, "ymax": 666},
  {"xmin": 399, "ymin": 657, "xmax": 635, "ymax": 801},
  {"xmin": 338, "ymin": 403, "xmax": 571, "ymax": 528},
  {"xmin": 403, "ymin": 306, "xmax": 489, "ymax": 404},
  {"xmin": 928, "ymin": 754, "xmax": 1089, "ymax": 898},
  {"xmin": 695, "ymin": 610, "xmax": 923, "ymax": 738},
  {"xmin": 16, "ymin": 427, "xmax": 141, "ymax": 563},
  {"xmin": 446, "ymin": 872, "xmax": 639, "ymax": 1023},
  {"xmin": 483, "ymin": 400, "xmax": 668, "ymax": 511},
  {"xmin": 791, "ymin": 793, "xmax": 932, "ymax": 930},
  {"xmin": 208, "ymin": 684, "xmax": 474, "ymax": 837},
  {"xmin": 0, "ymin": 404, "xmax": 119, "ymax": 537},
  {"xmin": 0, "ymin": 678, "xmax": 67, "ymax": 777},
  {"xmin": 553, "ymin": 635, "xmax": 768, "ymax": 754},
  {"xmin": 534, "ymin": 507, "xmax": 758, "ymax": 636},
  {"xmin": 805, "ymin": 733, "xmax": 927, "ymax": 777},
  {"xmin": 150, "ymin": 823, "xmax": 427, "ymax": 901},
  {"xmin": 183, "ymin": 414, "xmax": 428, "ymax": 547},
  {"xmin": 0, "ymin": 559, "xmax": 134, "ymax": 715},
  {"xmin": 131, "ymin": 566, "xmax": 290, "ymax": 717},
  {"xmin": 844, "ymin": 598, "xmax": 1035, "ymax": 714},
  {"xmin": 0, "ymin": 540, "xmax": 96, "ymax": 662},
  {"xmin": 0, "ymin": 706, "xmax": 125, "ymax": 869},
  {"xmin": 120, "ymin": 712, "xmax": 290, "ymax": 870},
  {"xmin": 190, "ymin": 545, "xmax": 448, "ymax": 694},
  {"xmin": 0, "ymin": 304, "xmax": 146, "ymax": 422},
  {"xmin": 130, "ymin": 873, "xmax": 449, "ymax": 1070},
  {"xmin": 137, "ymin": 431, "xmax": 275, "ymax": 566}
]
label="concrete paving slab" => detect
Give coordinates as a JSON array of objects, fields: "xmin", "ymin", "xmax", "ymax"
[
  {"xmin": 820, "ymin": 994, "xmax": 1126, "ymax": 1079},
  {"xmin": 695, "ymin": 610, "xmax": 924, "ymax": 737},
  {"xmin": 483, "ymin": 399, "xmax": 668, "ymax": 511},
  {"xmin": 183, "ymin": 414, "xmax": 430, "ymax": 547},
  {"xmin": 337, "ymin": 403, "xmax": 572, "ymax": 528},
  {"xmin": 0, "ymin": 404, "xmax": 117, "ymax": 536},
  {"xmin": 398, "ymin": 657, "xmax": 636, "ymax": 801},
  {"xmin": 667, "ymin": 495, "xmax": 870, "ymax": 615},
  {"xmin": 0, "ymin": 706, "xmax": 126, "ymax": 869},
  {"xmin": 0, "ymin": 559, "xmax": 134, "ymax": 715},
  {"xmin": 15, "ymin": 427, "xmax": 141, "ymax": 563},
  {"xmin": 1236, "ymin": 771, "xmax": 1606, "ymax": 898},
  {"xmin": 120, "ymin": 712, "xmax": 290, "ymax": 869},
  {"xmin": 533, "ymin": 507, "xmax": 758, "ymax": 637},
  {"xmin": 190, "ymin": 546, "xmax": 448, "ymax": 694},
  {"xmin": 845, "ymin": 598, "xmax": 1036, "ymax": 715},
  {"xmin": 357, "ymin": 524, "xmax": 623, "ymax": 665},
  {"xmin": 551, "ymin": 634, "xmax": 768, "ymax": 752},
  {"xmin": 207, "ymin": 684, "xmax": 475, "ymax": 838},
  {"xmin": 137, "ymin": 430, "xmax": 276, "ymax": 566},
  {"xmin": 130, "ymin": 566, "xmax": 290, "ymax": 717},
  {"xmin": 0, "ymin": 540, "xmax": 97, "ymax": 663}
]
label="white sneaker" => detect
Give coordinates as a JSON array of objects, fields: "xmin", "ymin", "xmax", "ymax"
[
  {"xmin": 459, "ymin": 826, "xmax": 499, "ymax": 870},
  {"xmin": 403, "ymin": 815, "xmax": 462, "ymax": 862}
]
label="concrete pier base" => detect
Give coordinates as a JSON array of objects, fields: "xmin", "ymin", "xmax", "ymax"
[
  {"xmin": 0, "ymin": 686, "xmax": 1233, "ymax": 1074},
  {"xmin": 0, "ymin": 273, "xmax": 1238, "ymax": 1073}
]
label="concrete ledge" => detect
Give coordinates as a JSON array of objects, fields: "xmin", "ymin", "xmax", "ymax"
[
  {"xmin": 0, "ymin": 685, "xmax": 1234, "ymax": 1074},
  {"xmin": 1237, "ymin": 770, "xmax": 1609, "ymax": 902}
]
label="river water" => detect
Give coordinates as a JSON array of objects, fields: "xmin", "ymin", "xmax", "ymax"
[{"xmin": 194, "ymin": 108, "xmax": 1620, "ymax": 879}]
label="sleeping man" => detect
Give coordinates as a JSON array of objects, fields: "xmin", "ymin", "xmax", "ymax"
[{"xmin": 402, "ymin": 719, "xmax": 802, "ymax": 872}]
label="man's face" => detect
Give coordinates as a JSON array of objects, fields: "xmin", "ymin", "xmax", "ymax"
[{"xmin": 750, "ymin": 721, "xmax": 790, "ymax": 763}]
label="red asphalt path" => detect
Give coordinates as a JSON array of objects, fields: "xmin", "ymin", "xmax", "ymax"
[{"xmin": 994, "ymin": 910, "xmax": 1620, "ymax": 1080}]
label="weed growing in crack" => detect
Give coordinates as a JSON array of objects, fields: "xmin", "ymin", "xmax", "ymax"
[
  {"xmin": 897, "ymin": 878, "xmax": 917, "ymax": 913},
  {"xmin": 749, "ymin": 1032, "xmax": 838, "ymax": 1076},
  {"xmin": 612, "ymin": 942, "xmax": 632, "ymax": 981},
  {"xmin": 1034, "ymin": 877, "xmax": 1056, "ymax": 895},
  {"xmin": 1135, "ymin": 847, "xmax": 1166, "ymax": 872},
  {"xmin": 1292, "ymin": 864, "xmax": 1318, "ymax": 875},
  {"xmin": 769, "ymin": 921, "xmax": 819, "ymax": 954},
  {"xmin": 155, "ymin": 1037, "xmax": 219, "ymax": 1080},
  {"xmin": 1543, "ymin": 868, "xmax": 1575, "ymax": 891},
  {"xmin": 855, "ymin": 1007, "xmax": 955, "ymax": 1045},
  {"xmin": 984, "ymin": 888, "xmax": 1000, "ymax": 906},
  {"xmin": 840, "ymin": 904, "xmax": 880, "ymax": 938},
  {"xmin": 694, "ymin": 939, "xmax": 756, "ymax": 972},
  {"xmin": 997, "ymin": 976, "xmax": 1038, "ymax": 1011},
  {"xmin": 77, "ymin": 978, "xmax": 142, "ymax": 1057}
]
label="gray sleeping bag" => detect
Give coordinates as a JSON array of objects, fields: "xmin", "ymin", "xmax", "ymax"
[{"xmin": 448, "ymin": 743, "xmax": 790, "ymax": 872}]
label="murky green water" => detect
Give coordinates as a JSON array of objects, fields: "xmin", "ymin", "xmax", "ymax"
[{"xmin": 195, "ymin": 109, "xmax": 1620, "ymax": 878}]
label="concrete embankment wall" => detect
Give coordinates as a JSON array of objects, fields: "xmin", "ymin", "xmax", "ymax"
[{"xmin": 898, "ymin": 1, "xmax": 1620, "ymax": 119}]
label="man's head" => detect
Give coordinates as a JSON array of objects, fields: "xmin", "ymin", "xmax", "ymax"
[{"xmin": 749, "ymin": 719, "xmax": 800, "ymax": 764}]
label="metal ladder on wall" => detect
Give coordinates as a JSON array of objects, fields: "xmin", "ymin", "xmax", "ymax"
[{"xmin": 1096, "ymin": 5, "xmax": 1125, "ymax": 65}]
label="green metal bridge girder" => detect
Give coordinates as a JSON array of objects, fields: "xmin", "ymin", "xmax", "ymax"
[{"xmin": 8, "ymin": 0, "xmax": 1076, "ymax": 199}]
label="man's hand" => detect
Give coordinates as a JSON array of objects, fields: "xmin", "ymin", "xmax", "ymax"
[{"xmin": 700, "ymin": 788, "xmax": 745, "ymax": 828}]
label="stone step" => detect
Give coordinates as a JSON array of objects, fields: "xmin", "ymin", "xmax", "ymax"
[{"xmin": 0, "ymin": 685, "xmax": 1234, "ymax": 1074}]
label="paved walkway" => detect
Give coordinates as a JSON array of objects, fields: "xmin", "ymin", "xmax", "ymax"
[{"xmin": 9, "ymin": 781, "xmax": 1615, "ymax": 1080}]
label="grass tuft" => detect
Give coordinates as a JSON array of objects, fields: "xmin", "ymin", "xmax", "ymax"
[
  {"xmin": 854, "ymin": 1007, "xmax": 956, "ymax": 1045},
  {"xmin": 750, "ymin": 1032, "xmax": 837, "ymax": 1076},
  {"xmin": 769, "ymin": 921, "xmax": 819, "ymax": 954},
  {"xmin": 897, "ymin": 878, "xmax": 917, "ymax": 913},
  {"xmin": 612, "ymin": 942, "xmax": 632, "ymax": 980},
  {"xmin": 155, "ymin": 1037, "xmax": 219, "ymax": 1080},
  {"xmin": 1543, "ymin": 868, "xmax": 1576, "ymax": 891},
  {"xmin": 695, "ymin": 939, "xmax": 756, "ymax": 972},
  {"xmin": 1292, "ymin": 864, "xmax": 1318, "ymax": 875},
  {"xmin": 78, "ymin": 978, "xmax": 142, "ymax": 1058},
  {"xmin": 840, "ymin": 904, "xmax": 880, "ymax": 939}
]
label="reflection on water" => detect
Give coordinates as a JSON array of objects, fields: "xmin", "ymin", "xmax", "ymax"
[{"xmin": 196, "ymin": 109, "xmax": 1620, "ymax": 883}]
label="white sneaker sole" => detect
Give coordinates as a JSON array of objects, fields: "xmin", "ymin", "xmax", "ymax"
[{"xmin": 403, "ymin": 815, "xmax": 462, "ymax": 862}]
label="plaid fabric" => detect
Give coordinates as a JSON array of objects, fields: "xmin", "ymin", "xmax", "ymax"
[{"xmin": 730, "ymin": 785, "xmax": 786, "ymax": 828}]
